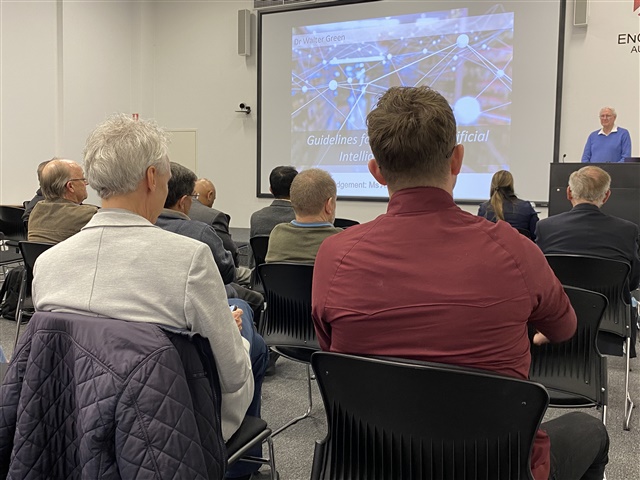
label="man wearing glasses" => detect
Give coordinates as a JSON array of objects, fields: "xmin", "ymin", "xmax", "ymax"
[
  {"xmin": 27, "ymin": 158, "xmax": 98, "ymax": 243},
  {"xmin": 581, "ymin": 107, "xmax": 632, "ymax": 163}
]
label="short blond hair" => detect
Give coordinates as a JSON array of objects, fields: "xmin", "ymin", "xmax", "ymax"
[
  {"xmin": 290, "ymin": 169, "xmax": 336, "ymax": 216},
  {"xmin": 569, "ymin": 166, "xmax": 611, "ymax": 203}
]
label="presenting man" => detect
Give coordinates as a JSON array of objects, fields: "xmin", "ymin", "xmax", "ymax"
[
  {"xmin": 312, "ymin": 86, "xmax": 608, "ymax": 480},
  {"xmin": 266, "ymin": 168, "xmax": 341, "ymax": 263},
  {"xmin": 28, "ymin": 158, "xmax": 98, "ymax": 243},
  {"xmin": 581, "ymin": 107, "xmax": 632, "ymax": 163}
]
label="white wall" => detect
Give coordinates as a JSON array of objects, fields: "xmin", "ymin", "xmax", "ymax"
[
  {"xmin": 560, "ymin": 1, "xmax": 640, "ymax": 163},
  {"xmin": 0, "ymin": 0, "xmax": 636, "ymax": 225}
]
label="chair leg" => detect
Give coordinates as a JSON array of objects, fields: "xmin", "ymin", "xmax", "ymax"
[
  {"xmin": 272, "ymin": 363, "xmax": 313, "ymax": 437},
  {"xmin": 12, "ymin": 272, "xmax": 28, "ymax": 353},
  {"xmin": 623, "ymin": 337, "xmax": 634, "ymax": 431},
  {"xmin": 602, "ymin": 404, "xmax": 607, "ymax": 426}
]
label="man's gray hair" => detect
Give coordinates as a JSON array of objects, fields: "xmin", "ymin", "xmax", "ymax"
[
  {"xmin": 600, "ymin": 106, "xmax": 617, "ymax": 118},
  {"xmin": 569, "ymin": 166, "xmax": 611, "ymax": 203},
  {"xmin": 40, "ymin": 159, "xmax": 74, "ymax": 200},
  {"xmin": 83, "ymin": 114, "xmax": 170, "ymax": 199},
  {"xmin": 290, "ymin": 168, "xmax": 336, "ymax": 216}
]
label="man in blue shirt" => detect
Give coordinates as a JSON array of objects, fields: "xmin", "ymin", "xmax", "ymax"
[{"xmin": 581, "ymin": 107, "xmax": 632, "ymax": 163}]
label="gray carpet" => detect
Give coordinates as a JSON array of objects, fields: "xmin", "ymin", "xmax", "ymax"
[{"xmin": 2, "ymin": 318, "xmax": 639, "ymax": 479}]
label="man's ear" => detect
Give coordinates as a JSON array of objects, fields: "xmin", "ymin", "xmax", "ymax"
[
  {"xmin": 450, "ymin": 144, "xmax": 464, "ymax": 175},
  {"xmin": 601, "ymin": 189, "xmax": 611, "ymax": 205},
  {"xmin": 566, "ymin": 186, "xmax": 572, "ymax": 202},
  {"xmin": 146, "ymin": 166, "xmax": 157, "ymax": 192},
  {"xmin": 368, "ymin": 159, "xmax": 387, "ymax": 185},
  {"xmin": 178, "ymin": 194, "xmax": 189, "ymax": 211}
]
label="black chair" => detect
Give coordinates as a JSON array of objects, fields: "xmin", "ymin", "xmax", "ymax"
[
  {"xmin": 333, "ymin": 217, "xmax": 359, "ymax": 229},
  {"xmin": 13, "ymin": 241, "xmax": 54, "ymax": 350},
  {"xmin": 310, "ymin": 352, "xmax": 549, "ymax": 480},
  {"xmin": 545, "ymin": 254, "xmax": 635, "ymax": 430},
  {"xmin": 226, "ymin": 416, "xmax": 277, "ymax": 480},
  {"xmin": 516, "ymin": 227, "xmax": 533, "ymax": 239},
  {"xmin": 249, "ymin": 235, "xmax": 270, "ymax": 292},
  {"xmin": 0, "ymin": 206, "xmax": 27, "ymax": 244},
  {"xmin": 529, "ymin": 286, "xmax": 608, "ymax": 423},
  {"xmin": 258, "ymin": 262, "xmax": 318, "ymax": 436}
]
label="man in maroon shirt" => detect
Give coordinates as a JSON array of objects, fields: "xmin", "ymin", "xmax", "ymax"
[{"xmin": 311, "ymin": 86, "xmax": 609, "ymax": 480}]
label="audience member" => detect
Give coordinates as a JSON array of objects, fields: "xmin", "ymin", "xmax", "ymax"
[
  {"xmin": 32, "ymin": 115, "xmax": 259, "ymax": 467},
  {"xmin": 22, "ymin": 159, "xmax": 52, "ymax": 227},
  {"xmin": 250, "ymin": 166, "xmax": 298, "ymax": 238},
  {"xmin": 156, "ymin": 163, "xmax": 265, "ymax": 316},
  {"xmin": 478, "ymin": 170, "xmax": 539, "ymax": 239},
  {"xmin": 190, "ymin": 178, "xmax": 252, "ymax": 285},
  {"xmin": 311, "ymin": 86, "xmax": 608, "ymax": 480},
  {"xmin": 266, "ymin": 168, "xmax": 341, "ymax": 263},
  {"xmin": 581, "ymin": 107, "xmax": 632, "ymax": 163},
  {"xmin": 536, "ymin": 165, "xmax": 640, "ymax": 355},
  {"xmin": 27, "ymin": 159, "xmax": 98, "ymax": 243}
]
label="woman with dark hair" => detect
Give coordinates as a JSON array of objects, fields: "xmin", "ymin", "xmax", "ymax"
[{"xmin": 478, "ymin": 170, "xmax": 539, "ymax": 239}]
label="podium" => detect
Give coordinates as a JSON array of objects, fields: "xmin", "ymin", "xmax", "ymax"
[{"xmin": 549, "ymin": 163, "xmax": 640, "ymax": 227}]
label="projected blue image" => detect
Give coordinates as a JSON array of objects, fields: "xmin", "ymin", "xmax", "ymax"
[{"xmin": 290, "ymin": 6, "xmax": 514, "ymax": 195}]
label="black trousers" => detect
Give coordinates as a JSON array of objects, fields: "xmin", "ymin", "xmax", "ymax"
[{"xmin": 544, "ymin": 412, "xmax": 609, "ymax": 480}]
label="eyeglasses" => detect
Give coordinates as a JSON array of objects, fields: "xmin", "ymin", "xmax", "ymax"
[
  {"xmin": 189, "ymin": 193, "xmax": 200, "ymax": 200},
  {"xmin": 599, "ymin": 115, "xmax": 613, "ymax": 119},
  {"xmin": 68, "ymin": 178, "xmax": 88, "ymax": 185}
]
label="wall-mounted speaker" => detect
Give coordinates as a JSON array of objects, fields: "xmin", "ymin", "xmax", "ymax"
[
  {"xmin": 238, "ymin": 9, "xmax": 251, "ymax": 56},
  {"xmin": 574, "ymin": 0, "xmax": 588, "ymax": 27}
]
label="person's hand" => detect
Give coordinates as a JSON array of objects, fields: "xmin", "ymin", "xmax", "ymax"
[
  {"xmin": 232, "ymin": 308, "xmax": 243, "ymax": 331},
  {"xmin": 533, "ymin": 332, "xmax": 550, "ymax": 346}
]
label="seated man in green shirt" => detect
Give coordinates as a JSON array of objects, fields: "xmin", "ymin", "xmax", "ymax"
[{"xmin": 266, "ymin": 168, "xmax": 342, "ymax": 263}]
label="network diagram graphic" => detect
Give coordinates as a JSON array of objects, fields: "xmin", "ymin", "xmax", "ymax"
[{"xmin": 290, "ymin": 5, "xmax": 514, "ymax": 172}]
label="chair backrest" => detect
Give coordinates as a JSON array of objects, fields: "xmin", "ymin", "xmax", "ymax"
[
  {"xmin": 333, "ymin": 218, "xmax": 359, "ymax": 229},
  {"xmin": 250, "ymin": 235, "xmax": 270, "ymax": 266},
  {"xmin": 310, "ymin": 352, "xmax": 549, "ymax": 480},
  {"xmin": 516, "ymin": 227, "xmax": 533, "ymax": 239},
  {"xmin": 529, "ymin": 286, "xmax": 608, "ymax": 406},
  {"xmin": 258, "ymin": 262, "xmax": 319, "ymax": 358},
  {"xmin": 544, "ymin": 254, "xmax": 631, "ymax": 337},
  {"xmin": 0, "ymin": 206, "xmax": 27, "ymax": 242},
  {"xmin": 19, "ymin": 241, "xmax": 54, "ymax": 284}
]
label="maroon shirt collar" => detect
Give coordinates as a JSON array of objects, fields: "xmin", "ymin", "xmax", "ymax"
[{"xmin": 387, "ymin": 187, "xmax": 456, "ymax": 215}]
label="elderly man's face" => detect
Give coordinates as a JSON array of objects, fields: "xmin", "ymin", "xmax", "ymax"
[
  {"xmin": 67, "ymin": 163, "xmax": 88, "ymax": 204},
  {"xmin": 599, "ymin": 109, "xmax": 615, "ymax": 129}
]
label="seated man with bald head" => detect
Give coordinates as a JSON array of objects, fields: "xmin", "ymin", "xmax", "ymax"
[
  {"xmin": 265, "ymin": 168, "xmax": 342, "ymax": 263},
  {"xmin": 27, "ymin": 158, "xmax": 98, "ymax": 243}
]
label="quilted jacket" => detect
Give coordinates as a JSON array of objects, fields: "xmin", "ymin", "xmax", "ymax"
[{"xmin": 0, "ymin": 311, "xmax": 227, "ymax": 479}]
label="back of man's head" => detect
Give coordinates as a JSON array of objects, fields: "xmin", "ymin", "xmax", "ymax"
[
  {"xmin": 37, "ymin": 159, "xmax": 54, "ymax": 185},
  {"xmin": 366, "ymin": 86, "xmax": 456, "ymax": 188},
  {"xmin": 165, "ymin": 162, "xmax": 197, "ymax": 208},
  {"xmin": 568, "ymin": 166, "xmax": 611, "ymax": 206},
  {"xmin": 40, "ymin": 159, "xmax": 79, "ymax": 201},
  {"xmin": 270, "ymin": 166, "xmax": 298, "ymax": 198},
  {"xmin": 194, "ymin": 178, "xmax": 216, "ymax": 208},
  {"xmin": 290, "ymin": 168, "xmax": 336, "ymax": 217},
  {"xmin": 84, "ymin": 114, "xmax": 170, "ymax": 200}
]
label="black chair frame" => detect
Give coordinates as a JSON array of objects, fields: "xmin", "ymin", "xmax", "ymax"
[
  {"xmin": 258, "ymin": 262, "xmax": 318, "ymax": 436},
  {"xmin": 529, "ymin": 286, "xmax": 608, "ymax": 423},
  {"xmin": 310, "ymin": 352, "xmax": 549, "ymax": 480},
  {"xmin": 226, "ymin": 416, "xmax": 277, "ymax": 480},
  {"xmin": 545, "ymin": 254, "xmax": 635, "ymax": 430}
]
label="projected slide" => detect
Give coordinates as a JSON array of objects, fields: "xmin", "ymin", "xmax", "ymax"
[{"xmin": 290, "ymin": 6, "xmax": 513, "ymax": 197}]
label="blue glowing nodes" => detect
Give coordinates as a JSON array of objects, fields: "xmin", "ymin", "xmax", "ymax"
[
  {"xmin": 457, "ymin": 34, "xmax": 470, "ymax": 48},
  {"xmin": 454, "ymin": 96, "xmax": 482, "ymax": 125}
]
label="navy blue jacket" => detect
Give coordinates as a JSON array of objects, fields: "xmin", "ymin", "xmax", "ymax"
[
  {"xmin": 478, "ymin": 196, "xmax": 539, "ymax": 240},
  {"xmin": 0, "ymin": 311, "xmax": 227, "ymax": 479}
]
